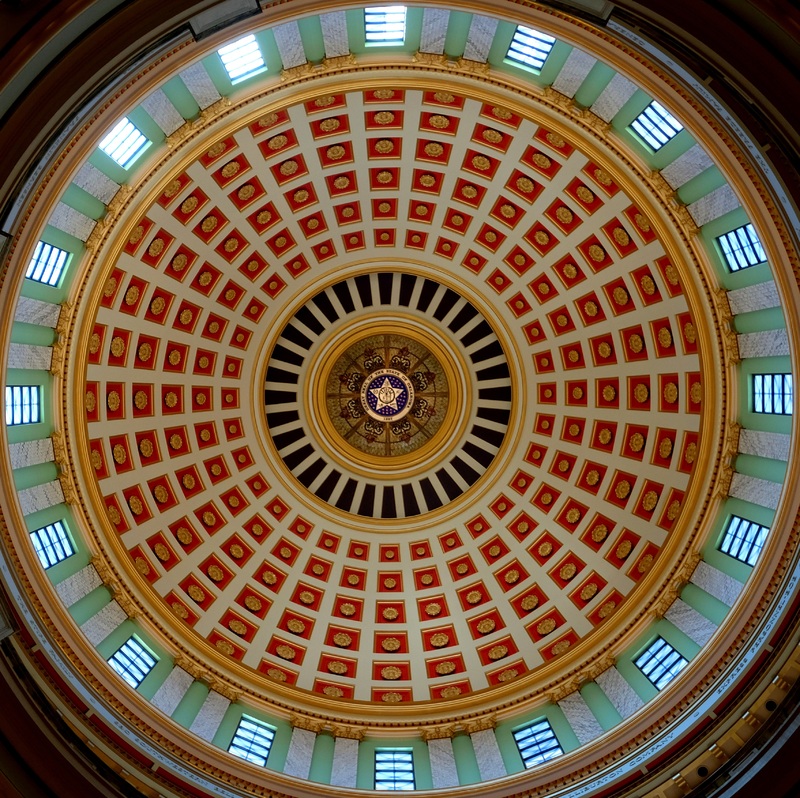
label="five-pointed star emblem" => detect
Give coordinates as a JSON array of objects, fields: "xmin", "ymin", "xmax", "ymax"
[{"xmin": 370, "ymin": 377, "xmax": 404, "ymax": 412}]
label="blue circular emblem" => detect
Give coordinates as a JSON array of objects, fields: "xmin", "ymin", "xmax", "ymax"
[{"xmin": 360, "ymin": 368, "xmax": 415, "ymax": 421}]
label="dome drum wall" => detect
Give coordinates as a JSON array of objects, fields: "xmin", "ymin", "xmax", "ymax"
[{"xmin": 0, "ymin": 3, "xmax": 798, "ymax": 798}]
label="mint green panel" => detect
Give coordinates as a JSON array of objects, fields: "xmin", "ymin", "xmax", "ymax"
[
  {"xmin": 95, "ymin": 617, "xmax": 139, "ymax": 659},
  {"xmin": 128, "ymin": 106, "xmax": 165, "ymax": 145},
  {"xmin": 298, "ymin": 16, "xmax": 325, "ymax": 63},
  {"xmin": 308, "ymin": 732, "xmax": 334, "ymax": 783},
  {"xmin": 10, "ymin": 321, "xmax": 57, "ymax": 347},
  {"xmin": 198, "ymin": 51, "xmax": 234, "ymax": 96},
  {"xmin": 161, "ymin": 76, "xmax": 200, "ymax": 121},
  {"xmin": 87, "ymin": 149, "xmax": 128, "ymax": 185},
  {"xmin": 734, "ymin": 453, "xmax": 787, "ymax": 483},
  {"xmin": 680, "ymin": 583, "xmax": 732, "ymax": 626},
  {"xmin": 443, "ymin": 11, "xmax": 473, "ymax": 58},
  {"xmin": 581, "ymin": 681, "xmax": 622, "ymax": 729},
  {"xmin": 676, "ymin": 165, "xmax": 727, "ymax": 205},
  {"xmin": 60, "ymin": 183, "xmax": 105, "ymax": 221},
  {"xmin": 172, "ymin": 681, "xmax": 209, "ymax": 728},
  {"xmin": 539, "ymin": 40, "xmax": 572, "ymax": 84},
  {"xmin": 573, "ymin": 61, "xmax": 614, "ymax": 108},
  {"xmin": 452, "ymin": 733, "xmax": 481, "ymax": 785},
  {"xmin": 66, "ymin": 585, "xmax": 112, "ymax": 626},
  {"xmin": 258, "ymin": 29, "xmax": 284, "ymax": 74},
  {"xmin": 733, "ymin": 307, "xmax": 786, "ymax": 335},
  {"xmin": 404, "ymin": 7, "xmax": 424, "ymax": 52},
  {"xmin": 12, "ymin": 461, "xmax": 59, "ymax": 491}
]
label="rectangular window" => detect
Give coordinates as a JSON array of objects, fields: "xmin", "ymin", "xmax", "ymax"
[
  {"xmin": 629, "ymin": 100, "xmax": 683, "ymax": 150},
  {"xmin": 375, "ymin": 748, "xmax": 415, "ymax": 790},
  {"xmin": 719, "ymin": 515, "xmax": 768, "ymax": 566},
  {"xmin": 228, "ymin": 715, "xmax": 276, "ymax": 767},
  {"xmin": 513, "ymin": 719, "xmax": 563, "ymax": 768},
  {"xmin": 218, "ymin": 34, "xmax": 266, "ymax": 83},
  {"xmin": 26, "ymin": 241, "xmax": 69, "ymax": 286},
  {"xmin": 753, "ymin": 373, "xmax": 793, "ymax": 415},
  {"xmin": 108, "ymin": 636, "xmax": 158, "ymax": 688},
  {"xmin": 717, "ymin": 223, "xmax": 767, "ymax": 272},
  {"xmin": 506, "ymin": 26, "xmax": 556, "ymax": 71},
  {"xmin": 98, "ymin": 118, "xmax": 150, "ymax": 169},
  {"xmin": 365, "ymin": 7, "xmax": 407, "ymax": 44},
  {"xmin": 5, "ymin": 385, "xmax": 41, "ymax": 426},
  {"xmin": 635, "ymin": 637, "xmax": 688, "ymax": 690},
  {"xmin": 30, "ymin": 521, "xmax": 74, "ymax": 568}
]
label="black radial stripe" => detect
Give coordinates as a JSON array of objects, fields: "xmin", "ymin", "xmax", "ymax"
[
  {"xmin": 416, "ymin": 278, "xmax": 438, "ymax": 312},
  {"xmin": 419, "ymin": 477, "xmax": 443, "ymax": 512},
  {"xmin": 311, "ymin": 290, "xmax": 340, "ymax": 324},
  {"xmin": 264, "ymin": 389, "xmax": 298, "ymax": 406},
  {"xmin": 460, "ymin": 319, "xmax": 494, "ymax": 348},
  {"xmin": 265, "ymin": 366, "xmax": 300, "ymax": 384},
  {"xmin": 358, "ymin": 483, "xmax": 376, "ymax": 516},
  {"xmin": 314, "ymin": 469, "xmax": 342, "ymax": 502},
  {"xmin": 283, "ymin": 443, "xmax": 316, "ymax": 471},
  {"xmin": 332, "ymin": 280, "xmax": 357, "ymax": 315},
  {"xmin": 431, "ymin": 287, "xmax": 460, "ymax": 321},
  {"xmin": 477, "ymin": 406, "xmax": 511, "ymax": 425},
  {"xmin": 470, "ymin": 340, "xmax": 505, "ymax": 364},
  {"xmin": 436, "ymin": 466, "xmax": 465, "ymax": 499},
  {"xmin": 450, "ymin": 455, "xmax": 481, "ymax": 485},
  {"xmin": 401, "ymin": 483, "xmax": 421, "ymax": 517},
  {"xmin": 398, "ymin": 273, "xmax": 416, "ymax": 307},
  {"xmin": 282, "ymin": 323, "xmax": 314, "ymax": 351},
  {"xmin": 463, "ymin": 440, "xmax": 496, "ymax": 468},
  {"xmin": 297, "ymin": 457, "xmax": 327, "ymax": 488},
  {"xmin": 471, "ymin": 424, "xmax": 505, "ymax": 448},
  {"xmin": 380, "ymin": 485, "xmax": 398, "ymax": 518},
  {"xmin": 301, "ymin": 298, "xmax": 334, "ymax": 332},
  {"xmin": 270, "ymin": 343, "xmax": 305, "ymax": 367},
  {"xmin": 266, "ymin": 409, "xmax": 300, "ymax": 428},
  {"xmin": 294, "ymin": 305, "xmax": 326, "ymax": 336},
  {"xmin": 325, "ymin": 285, "xmax": 353, "ymax": 321},
  {"xmin": 377, "ymin": 272, "xmax": 394, "ymax": 305},
  {"xmin": 354, "ymin": 274, "xmax": 374, "ymax": 308},
  {"xmin": 447, "ymin": 302, "xmax": 479, "ymax": 333},
  {"xmin": 475, "ymin": 363, "xmax": 511, "ymax": 382},
  {"xmin": 334, "ymin": 478, "xmax": 358, "ymax": 512},
  {"xmin": 478, "ymin": 385, "xmax": 512, "ymax": 403},
  {"xmin": 271, "ymin": 426, "xmax": 306, "ymax": 451}
]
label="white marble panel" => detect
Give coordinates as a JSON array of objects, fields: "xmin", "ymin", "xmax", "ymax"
[
  {"xmin": 420, "ymin": 8, "xmax": 449, "ymax": 55},
  {"xmin": 18, "ymin": 480, "xmax": 64, "ymax": 516},
  {"xmin": 737, "ymin": 328, "xmax": 789, "ymax": 358},
  {"xmin": 179, "ymin": 61, "xmax": 222, "ymax": 110},
  {"xmin": 471, "ymin": 728, "xmax": 506, "ymax": 781},
  {"xmin": 691, "ymin": 561, "xmax": 745, "ymax": 606},
  {"xmin": 428, "ymin": 737, "xmax": 459, "ymax": 788},
  {"xmin": 590, "ymin": 73, "xmax": 637, "ymax": 122},
  {"xmin": 462, "ymin": 15, "xmax": 498, "ymax": 63},
  {"xmin": 665, "ymin": 598, "xmax": 717, "ymax": 647},
  {"xmin": 141, "ymin": 89, "xmax": 185, "ymax": 136},
  {"xmin": 728, "ymin": 281, "xmax": 779, "ymax": 315},
  {"xmin": 80, "ymin": 600, "xmax": 126, "ymax": 646},
  {"xmin": 330, "ymin": 736, "xmax": 359, "ymax": 788},
  {"xmin": 551, "ymin": 48, "xmax": 597, "ymax": 98},
  {"xmin": 151, "ymin": 666, "xmax": 193, "ymax": 716},
  {"xmin": 320, "ymin": 11, "xmax": 350, "ymax": 58},
  {"xmin": 661, "ymin": 143, "xmax": 714, "ymax": 189},
  {"xmin": 596, "ymin": 666, "xmax": 644, "ymax": 719},
  {"xmin": 274, "ymin": 21, "xmax": 307, "ymax": 69},
  {"xmin": 9, "ymin": 438, "xmax": 54, "ymax": 469},
  {"xmin": 14, "ymin": 296, "xmax": 62, "ymax": 328},
  {"xmin": 739, "ymin": 429, "xmax": 790, "ymax": 461},
  {"xmin": 189, "ymin": 691, "xmax": 231, "ymax": 741},
  {"xmin": 283, "ymin": 726, "xmax": 316, "ymax": 779},
  {"xmin": 688, "ymin": 183, "xmax": 740, "ymax": 226},
  {"xmin": 558, "ymin": 692, "xmax": 604, "ymax": 745},
  {"xmin": 48, "ymin": 202, "xmax": 96, "ymax": 241},
  {"xmin": 73, "ymin": 162, "xmax": 120, "ymax": 205},
  {"xmin": 729, "ymin": 473, "xmax": 782, "ymax": 511},
  {"xmin": 56, "ymin": 565, "xmax": 103, "ymax": 607},
  {"xmin": 7, "ymin": 343, "xmax": 52, "ymax": 370}
]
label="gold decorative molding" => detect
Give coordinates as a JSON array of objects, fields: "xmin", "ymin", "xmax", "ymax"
[
  {"xmin": 420, "ymin": 725, "xmax": 456, "ymax": 741},
  {"xmin": 166, "ymin": 98, "xmax": 232, "ymax": 148},
  {"xmin": 208, "ymin": 680, "xmax": 240, "ymax": 703},
  {"xmin": 714, "ymin": 422, "xmax": 741, "ymax": 499},
  {"xmin": 463, "ymin": 715, "xmax": 496, "ymax": 734},
  {"xmin": 322, "ymin": 54, "xmax": 357, "ymax": 70},
  {"xmin": 412, "ymin": 51, "xmax": 448, "ymax": 66},
  {"xmin": 290, "ymin": 713, "xmax": 325, "ymax": 733},
  {"xmin": 328, "ymin": 723, "xmax": 365, "ymax": 740},
  {"xmin": 454, "ymin": 57, "xmax": 490, "ymax": 75},
  {"xmin": 281, "ymin": 62, "xmax": 315, "ymax": 81}
]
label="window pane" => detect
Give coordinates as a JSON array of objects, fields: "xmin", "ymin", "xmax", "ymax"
[
  {"xmin": 228, "ymin": 715, "xmax": 275, "ymax": 766},
  {"xmin": 513, "ymin": 719, "xmax": 563, "ymax": 768},
  {"xmin": 375, "ymin": 749, "xmax": 415, "ymax": 790},
  {"xmin": 365, "ymin": 7, "xmax": 407, "ymax": 43},
  {"xmin": 635, "ymin": 637, "xmax": 688, "ymax": 690},
  {"xmin": 719, "ymin": 515, "xmax": 768, "ymax": 566},
  {"xmin": 99, "ymin": 118, "xmax": 150, "ymax": 168},
  {"xmin": 108, "ymin": 636, "xmax": 158, "ymax": 688},
  {"xmin": 30, "ymin": 521, "xmax": 74, "ymax": 568},
  {"xmin": 26, "ymin": 241, "xmax": 69, "ymax": 286},
  {"xmin": 218, "ymin": 34, "xmax": 266, "ymax": 82},
  {"xmin": 716, "ymin": 224, "xmax": 767, "ymax": 271},
  {"xmin": 753, "ymin": 373, "xmax": 793, "ymax": 415},
  {"xmin": 629, "ymin": 101, "xmax": 683, "ymax": 150},
  {"xmin": 506, "ymin": 25, "xmax": 556, "ymax": 71},
  {"xmin": 5, "ymin": 385, "xmax": 42, "ymax": 426}
]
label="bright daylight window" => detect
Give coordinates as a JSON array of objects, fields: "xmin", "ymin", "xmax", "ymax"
[
  {"xmin": 30, "ymin": 521, "xmax": 74, "ymax": 569},
  {"xmin": 218, "ymin": 34, "xmax": 266, "ymax": 83},
  {"xmin": 629, "ymin": 100, "xmax": 683, "ymax": 150},
  {"xmin": 228, "ymin": 716, "xmax": 276, "ymax": 767},
  {"xmin": 98, "ymin": 118, "xmax": 150, "ymax": 168},
  {"xmin": 365, "ymin": 7, "xmax": 407, "ymax": 44},
  {"xmin": 513, "ymin": 719, "xmax": 563, "ymax": 768},
  {"xmin": 108, "ymin": 636, "xmax": 158, "ymax": 688},
  {"xmin": 717, "ymin": 223, "xmax": 767, "ymax": 271},
  {"xmin": 5, "ymin": 385, "xmax": 41, "ymax": 426},
  {"xmin": 26, "ymin": 241, "xmax": 69, "ymax": 286},
  {"xmin": 374, "ymin": 748, "xmax": 415, "ymax": 790},
  {"xmin": 635, "ymin": 637, "xmax": 688, "ymax": 690},
  {"xmin": 506, "ymin": 25, "xmax": 556, "ymax": 71},
  {"xmin": 719, "ymin": 515, "xmax": 768, "ymax": 566},
  {"xmin": 753, "ymin": 373, "xmax": 793, "ymax": 415}
]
